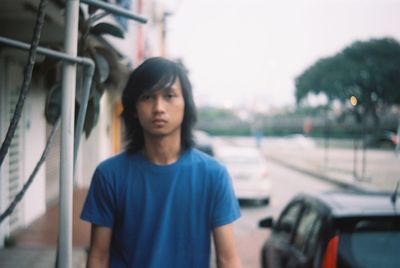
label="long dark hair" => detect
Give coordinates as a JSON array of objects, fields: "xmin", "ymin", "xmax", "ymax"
[{"xmin": 121, "ymin": 57, "xmax": 197, "ymax": 153}]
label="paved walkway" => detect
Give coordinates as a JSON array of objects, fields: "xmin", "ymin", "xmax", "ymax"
[
  {"xmin": 0, "ymin": 188, "xmax": 90, "ymax": 268},
  {"xmin": 231, "ymin": 136, "xmax": 400, "ymax": 193}
]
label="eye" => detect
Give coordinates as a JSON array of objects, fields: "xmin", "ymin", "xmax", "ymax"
[
  {"xmin": 139, "ymin": 94, "xmax": 151, "ymax": 101},
  {"xmin": 165, "ymin": 92, "xmax": 176, "ymax": 99}
]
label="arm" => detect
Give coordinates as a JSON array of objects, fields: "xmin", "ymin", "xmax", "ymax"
[
  {"xmin": 213, "ymin": 223, "xmax": 242, "ymax": 268},
  {"xmin": 87, "ymin": 224, "xmax": 112, "ymax": 268}
]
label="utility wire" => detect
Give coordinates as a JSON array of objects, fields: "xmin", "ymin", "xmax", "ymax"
[
  {"xmin": 0, "ymin": 118, "xmax": 60, "ymax": 224},
  {"xmin": 0, "ymin": 0, "xmax": 48, "ymax": 167}
]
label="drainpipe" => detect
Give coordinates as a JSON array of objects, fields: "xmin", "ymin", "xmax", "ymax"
[{"xmin": 59, "ymin": 0, "xmax": 80, "ymax": 267}]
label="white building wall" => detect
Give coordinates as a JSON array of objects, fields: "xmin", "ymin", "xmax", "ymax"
[
  {"xmin": 0, "ymin": 53, "xmax": 9, "ymax": 247},
  {"xmin": 21, "ymin": 86, "xmax": 46, "ymax": 226},
  {"xmin": 77, "ymin": 91, "xmax": 114, "ymax": 187},
  {"xmin": 0, "ymin": 51, "xmax": 47, "ymax": 244}
]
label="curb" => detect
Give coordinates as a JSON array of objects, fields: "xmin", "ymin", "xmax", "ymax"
[{"xmin": 264, "ymin": 154, "xmax": 371, "ymax": 192}]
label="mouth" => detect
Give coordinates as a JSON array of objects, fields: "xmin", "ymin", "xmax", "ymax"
[{"xmin": 152, "ymin": 119, "xmax": 167, "ymax": 126}]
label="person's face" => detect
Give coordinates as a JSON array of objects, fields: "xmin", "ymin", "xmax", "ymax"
[{"xmin": 135, "ymin": 78, "xmax": 185, "ymax": 139}]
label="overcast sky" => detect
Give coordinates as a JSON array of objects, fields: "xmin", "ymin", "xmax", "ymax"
[{"xmin": 164, "ymin": 0, "xmax": 400, "ymax": 111}]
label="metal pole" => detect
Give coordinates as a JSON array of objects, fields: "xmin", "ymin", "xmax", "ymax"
[
  {"xmin": 81, "ymin": 0, "xmax": 147, "ymax": 23},
  {"xmin": 396, "ymin": 116, "xmax": 400, "ymax": 156},
  {"xmin": 0, "ymin": 35, "xmax": 95, "ymax": 167},
  {"xmin": 59, "ymin": 0, "xmax": 79, "ymax": 267},
  {"xmin": 323, "ymin": 107, "xmax": 329, "ymax": 170},
  {"xmin": 0, "ymin": 36, "xmax": 93, "ymax": 66}
]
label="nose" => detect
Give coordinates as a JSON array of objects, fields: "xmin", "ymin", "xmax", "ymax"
[{"xmin": 153, "ymin": 96, "xmax": 165, "ymax": 113}]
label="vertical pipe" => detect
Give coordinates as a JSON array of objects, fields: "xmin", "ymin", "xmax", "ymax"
[
  {"xmin": 74, "ymin": 63, "xmax": 94, "ymax": 168},
  {"xmin": 59, "ymin": 0, "xmax": 79, "ymax": 267},
  {"xmin": 353, "ymin": 137, "xmax": 358, "ymax": 180},
  {"xmin": 395, "ymin": 117, "xmax": 400, "ymax": 156}
]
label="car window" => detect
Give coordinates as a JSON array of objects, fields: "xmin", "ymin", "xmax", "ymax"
[
  {"xmin": 306, "ymin": 215, "xmax": 322, "ymax": 254},
  {"xmin": 276, "ymin": 202, "xmax": 303, "ymax": 242},
  {"xmin": 292, "ymin": 205, "xmax": 321, "ymax": 255},
  {"xmin": 221, "ymin": 155, "xmax": 261, "ymax": 164},
  {"xmin": 337, "ymin": 219, "xmax": 400, "ymax": 268}
]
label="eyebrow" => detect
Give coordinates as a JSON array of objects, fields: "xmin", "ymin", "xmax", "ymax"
[{"xmin": 161, "ymin": 83, "xmax": 180, "ymax": 92}]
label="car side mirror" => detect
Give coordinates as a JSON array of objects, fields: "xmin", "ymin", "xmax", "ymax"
[{"xmin": 259, "ymin": 217, "xmax": 274, "ymax": 228}]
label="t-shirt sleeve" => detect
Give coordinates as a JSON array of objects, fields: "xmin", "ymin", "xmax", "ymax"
[
  {"xmin": 211, "ymin": 166, "xmax": 241, "ymax": 228},
  {"xmin": 80, "ymin": 166, "xmax": 116, "ymax": 227}
]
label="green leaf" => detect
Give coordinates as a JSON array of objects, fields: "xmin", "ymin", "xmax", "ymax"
[
  {"xmin": 94, "ymin": 51, "xmax": 110, "ymax": 83},
  {"xmin": 90, "ymin": 22, "xmax": 124, "ymax": 38},
  {"xmin": 84, "ymin": 90, "xmax": 100, "ymax": 138},
  {"xmin": 45, "ymin": 84, "xmax": 62, "ymax": 125},
  {"xmin": 88, "ymin": 4, "xmax": 99, "ymax": 15}
]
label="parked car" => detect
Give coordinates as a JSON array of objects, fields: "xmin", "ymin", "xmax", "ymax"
[
  {"xmin": 285, "ymin": 134, "xmax": 316, "ymax": 149},
  {"xmin": 365, "ymin": 130, "xmax": 398, "ymax": 149},
  {"xmin": 258, "ymin": 190, "xmax": 400, "ymax": 268},
  {"xmin": 193, "ymin": 130, "xmax": 214, "ymax": 156},
  {"xmin": 215, "ymin": 146, "xmax": 270, "ymax": 204}
]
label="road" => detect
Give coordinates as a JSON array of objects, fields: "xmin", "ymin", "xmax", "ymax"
[{"xmin": 212, "ymin": 137, "xmax": 340, "ymax": 268}]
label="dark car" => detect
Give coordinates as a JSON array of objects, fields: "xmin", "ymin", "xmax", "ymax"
[
  {"xmin": 193, "ymin": 130, "xmax": 214, "ymax": 156},
  {"xmin": 365, "ymin": 130, "xmax": 398, "ymax": 149},
  {"xmin": 258, "ymin": 190, "xmax": 400, "ymax": 268}
]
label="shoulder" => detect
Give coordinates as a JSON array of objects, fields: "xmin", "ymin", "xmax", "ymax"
[
  {"xmin": 97, "ymin": 151, "xmax": 136, "ymax": 170},
  {"xmin": 94, "ymin": 151, "xmax": 140, "ymax": 180},
  {"xmin": 184, "ymin": 148, "xmax": 228, "ymax": 177},
  {"xmin": 187, "ymin": 148, "xmax": 223, "ymax": 166}
]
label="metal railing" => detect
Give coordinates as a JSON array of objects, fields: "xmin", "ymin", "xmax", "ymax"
[{"xmin": 0, "ymin": 0, "xmax": 147, "ymax": 267}]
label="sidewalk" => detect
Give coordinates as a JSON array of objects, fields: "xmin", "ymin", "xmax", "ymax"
[
  {"xmin": 264, "ymin": 146, "xmax": 400, "ymax": 192},
  {"xmin": 0, "ymin": 188, "xmax": 90, "ymax": 268},
  {"xmin": 232, "ymin": 136, "xmax": 400, "ymax": 193}
]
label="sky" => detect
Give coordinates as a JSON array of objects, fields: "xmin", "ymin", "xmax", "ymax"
[{"xmin": 163, "ymin": 0, "xmax": 400, "ymax": 111}]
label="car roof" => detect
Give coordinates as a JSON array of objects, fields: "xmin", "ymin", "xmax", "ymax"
[
  {"xmin": 298, "ymin": 190, "xmax": 400, "ymax": 218},
  {"xmin": 215, "ymin": 146, "xmax": 261, "ymax": 157},
  {"xmin": 193, "ymin": 130, "xmax": 212, "ymax": 146}
]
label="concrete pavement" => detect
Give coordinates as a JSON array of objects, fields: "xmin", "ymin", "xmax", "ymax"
[
  {"xmin": 231, "ymin": 136, "xmax": 400, "ymax": 193},
  {"xmin": 0, "ymin": 188, "xmax": 90, "ymax": 268},
  {"xmin": 0, "ymin": 248, "xmax": 86, "ymax": 268}
]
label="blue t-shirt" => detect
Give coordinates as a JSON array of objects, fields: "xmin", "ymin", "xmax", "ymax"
[{"xmin": 80, "ymin": 148, "xmax": 241, "ymax": 267}]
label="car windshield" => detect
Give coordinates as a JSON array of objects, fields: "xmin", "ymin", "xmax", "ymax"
[
  {"xmin": 338, "ymin": 221, "xmax": 400, "ymax": 268},
  {"xmin": 221, "ymin": 155, "xmax": 261, "ymax": 164}
]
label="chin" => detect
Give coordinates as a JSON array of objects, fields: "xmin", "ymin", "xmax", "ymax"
[{"xmin": 146, "ymin": 127, "xmax": 181, "ymax": 139}]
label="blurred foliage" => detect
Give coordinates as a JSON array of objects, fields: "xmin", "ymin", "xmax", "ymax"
[
  {"xmin": 45, "ymin": 84, "xmax": 62, "ymax": 125},
  {"xmin": 196, "ymin": 105, "xmax": 398, "ymax": 139},
  {"xmin": 197, "ymin": 107, "xmax": 251, "ymax": 136},
  {"xmin": 295, "ymin": 38, "xmax": 400, "ymax": 126},
  {"xmin": 90, "ymin": 22, "xmax": 124, "ymax": 38},
  {"xmin": 44, "ymin": 4, "xmax": 125, "ymax": 137},
  {"xmin": 198, "ymin": 106, "xmax": 241, "ymax": 121},
  {"xmin": 274, "ymin": 105, "xmax": 330, "ymax": 117}
]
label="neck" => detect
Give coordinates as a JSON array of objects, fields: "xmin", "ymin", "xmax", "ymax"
[{"xmin": 142, "ymin": 133, "xmax": 182, "ymax": 165}]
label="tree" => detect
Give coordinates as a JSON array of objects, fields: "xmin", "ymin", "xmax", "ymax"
[{"xmin": 295, "ymin": 38, "xmax": 400, "ymax": 126}]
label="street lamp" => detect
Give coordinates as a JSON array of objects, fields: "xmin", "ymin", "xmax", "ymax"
[
  {"xmin": 318, "ymin": 94, "xmax": 330, "ymax": 171},
  {"xmin": 350, "ymin": 95, "xmax": 359, "ymax": 179},
  {"xmin": 350, "ymin": 95, "xmax": 358, "ymax": 106},
  {"xmin": 349, "ymin": 95, "xmax": 369, "ymax": 181}
]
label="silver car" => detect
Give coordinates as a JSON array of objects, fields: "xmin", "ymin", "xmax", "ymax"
[{"xmin": 215, "ymin": 146, "xmax": 270, "ymax": 204}]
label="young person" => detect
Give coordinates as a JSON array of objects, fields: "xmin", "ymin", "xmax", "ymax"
[{"xmin": 80, "ymin": 57, "xmax": 242, "ymax": 267}]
